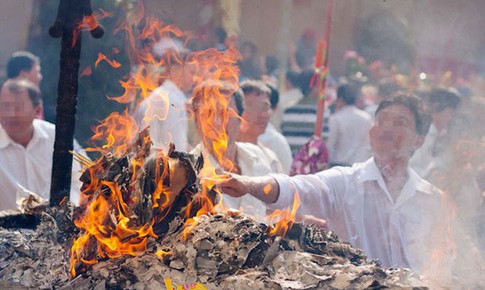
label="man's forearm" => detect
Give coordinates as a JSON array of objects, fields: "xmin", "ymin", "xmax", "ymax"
[{"xmin": 249, "ymin": 175, "xmax": 280, "ymax": 204}]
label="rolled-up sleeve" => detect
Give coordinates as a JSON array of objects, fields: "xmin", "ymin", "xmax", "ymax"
[{"xmin": 268, "ymin": 168, "xmax": 348, "ymax": 219}]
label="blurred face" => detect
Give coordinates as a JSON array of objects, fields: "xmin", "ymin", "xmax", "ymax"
[
  {"xmin": 21, "ymin": 63, "xmax": 43, "ymax": 86},
  {"xmin": 0, "ymin": 86, "xmax": 38, "ymax": 138},
  {"xmin": 240, "ymin": 91, "xmax": 271, "ymax": 136},
  {"xmin": 193, "ymin": 95, "xmax": 241, "ymax": 148},
  {"xmin": 369, "ymin": 104, "xmax": 424, "ymax": 161}
]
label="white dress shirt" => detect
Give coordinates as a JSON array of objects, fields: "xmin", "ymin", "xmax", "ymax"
[
  {"xmin": 134, "ymin": 80, "xmax": 188, "ymax": 152},
  {"xmin": 258, "ymin": 123, "xmax": 293, "ymax": 174},
  {"xmin": 192, "ymin": 142, "xmax": 281, "ymax": 221},
  {"xmin": 270, "ymin": 157, "xmax": 444, "ymax": 272},
  {"xmin": 327, "ymin": 106, "xmax": 373, "ymax": 165},
  {"xmin": 0, "ymin": 120, "xmax": 83, "ymax": 210}
]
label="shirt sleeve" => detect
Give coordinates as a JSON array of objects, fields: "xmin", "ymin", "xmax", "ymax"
[{"xmin": 268, "ymin": 167, "xmax": 348, "ymax": 219}]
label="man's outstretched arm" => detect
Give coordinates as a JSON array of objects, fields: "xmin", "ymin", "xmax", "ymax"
[{"xmin": 214, "ymin": 174, "xmax": 280, "ymax": 204}]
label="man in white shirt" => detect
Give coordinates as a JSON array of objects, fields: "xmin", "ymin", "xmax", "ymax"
[
  {"xmin": 0, "ymin": 79, "xmax": 82, "ymax": 209},
  {"xmin": 327, "ymin": 83, "xmax": 373, "ymax": 166},
  {"xmin": 237, "ymin": 81, "xmax": 285, "ymax": 174},
  {"xmin": 134, "ymin": 39, "xmax": 194, "ymax": 152},
  {"xmin": 6, "ymin": 51, "xmax": 44, "ymax": 119},
  {"xmin": 216, "ymin": 93, "xmax": 448, "ymax": 273},
  {"xmin": 190, "ymin": 82, "xmax": 279, "ymax": 221}
]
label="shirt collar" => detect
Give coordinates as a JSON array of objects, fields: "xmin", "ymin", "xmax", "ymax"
[
  {"xmin": 0, "ymin": 120, "xmax": 50, "ymax": 149},
  {"xmin": 357, "ymin": 157, "xmax": 438, "ymax": 208}
]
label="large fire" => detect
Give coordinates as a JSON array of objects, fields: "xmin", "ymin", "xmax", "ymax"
[{"xmin": 69, "ymin": 3, "xmax": 300, "ymax": 277}]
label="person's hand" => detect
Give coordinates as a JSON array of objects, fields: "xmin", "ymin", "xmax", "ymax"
[
  {"xmin": 210, "ymin": 172, "xmax": 250, "ymax": 198},
  {"xmin": 209, "ymin": 172, "xmax": 280, "ymax": 204}
]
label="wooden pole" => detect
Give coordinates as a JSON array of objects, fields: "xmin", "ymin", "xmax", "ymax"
[{"xmin": 49, "ymin": 0, "xmax": 103, "ymax": 206}]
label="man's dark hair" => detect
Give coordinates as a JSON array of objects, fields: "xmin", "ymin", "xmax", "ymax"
[
  {"xmin": 375, "ymin": 92, "xmax": 432, "ymax": 136},
  {"xmin": 232, "ymin": 88, "xmax": 245, "ymax": 116},
  {"xmin": 427, "ymin": 87, "xmax": 461, "ymax": 112},
  {"xmin": 337, "ymin": 83, "xmax": 359, "ymax": 105},
  {"xmin": 265, "ymin": 83, "xmax": 279, "ymax": 110},
  {"xmin": 3, "ymin": 79, "xmax": 42, "ymax": 107},
  {"xmin": 6, "ymin": 51, "xmax": 40, "ymax": 79},
  {"xmin": 240, "ymin": 80, "xmax": 271, "ymax": 97}
]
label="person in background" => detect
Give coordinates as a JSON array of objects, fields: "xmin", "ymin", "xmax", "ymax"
[
  {"xmin": 281, "ymin": 70, "xmax": 330, "ymax": 155},
  {"xmin": 327, "ymin": 82, "xmax": 373, "ymax": 167},
  {"xmin": 409, "ymin": 87, "xmax": 462, "ymax": 179},
  {"xmin": 212, "ymin": 26, "xmax": 227, "ymax": 51},
  {"xmin": 238, "ymin": 41, "xmax": 262, "ymax": 81},
  {"xmin": 190, "ymin": 81, "xmax": 277, "ymax": 221},
  {"xmin": 257, "ymin": 84, "xmax": 293, "ymax": 174},
  {"xmin": 237, "ymin": 80, "xmax": 284, "ymax": 174},
  {"xmin": 216, "ymin": 93, "xmax": 449, "ymax": 274},
  {"xmin": 6, "ymin": 51, "xmax": 44, "ymax": 119},
  {"xmin": 272, "ymin": 71, "xmax": 304, "ymax": 129},
  {"xmin": 134, "ymin": 38, "xmax": 195, "ymax": 152},
  {"xmin": 0, "ymin": 79, "xmax": 83, "ymax": 209}
]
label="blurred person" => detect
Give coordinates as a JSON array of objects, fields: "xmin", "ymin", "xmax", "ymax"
[
  {"xmin": 134, "ymin": 38, "xmax": 195, "ymax": 152},
  {"xmin": 272, "ymin": 71, "xmax": 304, "ymax": 128},
  {"xmin": 215, "ymin": 93, "xmax": 451, "ymax": 274},
  {"xmin": 212, "ymin": 26, "xmax": 227, "ymax": 51},
  {"xmin": 6, "ymin": 51, "xmax": 44, "ymax": 119},
  {"xmin": 190, "ymin": 81, "xmax": 277, "ymax": 220},
  {"xmin": 364, "ymin": 78, "xmax": 403, "ymax": 118},
  {"xmin": 327, "ymin": 82, "xmax": 372, "ymax": 167},
  {"xmin": 0, "ymin": 79, "xmax": 83, "ymax": 209},
  {"xmin": 409, "ymin": 87, "xmax": 462, "ymax": 180},
  {"xmin": 281, "ymin": 70, "xmax": 330, "ymax": 155},
  {"xmin": 257, "ymin": 83, "xmax": 293, "ymax": 174},
  {"xmin": 261, "ymin": 56, "xmax": 280, "ymax": 87},
  {"xmin": 238, "ymin": 41, "xmax": 262, "ymax": 80},
  {"xmin": 237, "ymin": 80, "xmax": 284, "ymax": 174},
  {"xmin": 295, "ymin": 28, "xmax": 317, "ymax": 71}
]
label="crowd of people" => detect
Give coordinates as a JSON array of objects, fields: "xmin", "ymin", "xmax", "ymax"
[{"xmin": 0, "ymin": 26, "xmax": 484, "ymax": 281}]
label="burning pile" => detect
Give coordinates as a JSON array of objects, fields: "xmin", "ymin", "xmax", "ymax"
[
  {"xmin": 0, "ymin": 126, "xmax": 426, "ymax": 289},
  {"xmin": 0, "ymin": 194, "xmax": 426, "ymax": 289}
]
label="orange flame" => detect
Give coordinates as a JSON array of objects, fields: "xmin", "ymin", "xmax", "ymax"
[
  {"xmin": 72, "ymin": 8, "xmax": 113, "ymax": 47},
  {"xmin": 81, "ymin": 66, "xmax": 92, "ymax": 76},
  {"xmin": 86, "ymin": 109, "xmax": 139, "ymax": 156},
  {"xmin": 95, "ymin": 52, "xmax": 121, "ymax": 69},
  {"xmin": 71, "ymin": 1, "xmax": 240, "ymax": 276},
  {"xmin": 266, "ymin": 192, "xmax": 301, "ymax": 237}
]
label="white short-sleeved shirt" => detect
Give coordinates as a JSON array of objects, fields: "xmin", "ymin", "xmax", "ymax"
[
  {"xmin": 134, "ymin": 80, "xmax": 188, "ymax": 152},
  {"xmin": 0, "ymin": 119, "xmax": 83, "ymax": 209},
  {"xmin": 270, "ymin": 157, "xmax": 444, "ymax": 272}
]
